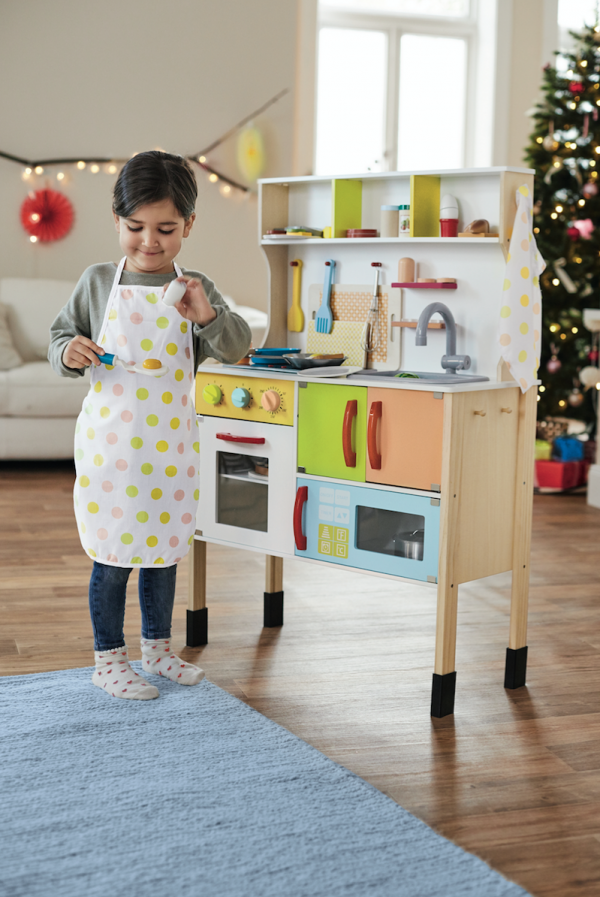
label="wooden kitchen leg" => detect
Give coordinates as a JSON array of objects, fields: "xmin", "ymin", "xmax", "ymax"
[
  {"xmin": 505, "ymin": 386, "xmax": 537, "ymax": 689},
  {"xmin": 431, "ymin": 573, "xmax": 458, "ymax": 718},
  {"xmin": 186, "ymin": 538, "xmax": 208, "ymax": 646},
  {"xmin": 264, "ymin": 555, "xmax": 284, "ymax": 628}
]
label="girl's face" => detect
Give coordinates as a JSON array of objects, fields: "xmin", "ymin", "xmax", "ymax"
[{"xmin": 114, "ymin": 199, "xmax": 195, "ymax": 275}]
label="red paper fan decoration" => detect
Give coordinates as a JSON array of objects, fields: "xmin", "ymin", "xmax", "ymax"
[{"xmin": 20, "ymin": 189, "xmax": 74, "ymax": 242}]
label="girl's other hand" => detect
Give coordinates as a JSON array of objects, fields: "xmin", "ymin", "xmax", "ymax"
[
  {"xmin": 63, "ymin": 335, "xmax": 104, "ymax": 369},
  {"xmin": 165, "ymin": 276, "xmax": 217, "ymax": 327}
]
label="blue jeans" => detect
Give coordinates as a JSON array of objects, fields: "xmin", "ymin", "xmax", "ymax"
[{"xmin": 89, "ymin": 562, "xmax": 177, "ymax": 651}]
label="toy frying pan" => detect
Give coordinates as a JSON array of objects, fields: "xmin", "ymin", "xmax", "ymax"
[{"xmin": 100, "ymin": 352, "xmax": 170, "ymax": 378}]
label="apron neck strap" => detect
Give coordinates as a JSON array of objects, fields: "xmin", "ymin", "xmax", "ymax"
[{"xmin": 113, "ymin": 257, "xmax": 183, "ymax": 288}]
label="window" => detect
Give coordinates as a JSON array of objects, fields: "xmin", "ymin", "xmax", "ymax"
[{"xmin": 315, "ymin": 0, "xmax": 474, "ymax": 174}]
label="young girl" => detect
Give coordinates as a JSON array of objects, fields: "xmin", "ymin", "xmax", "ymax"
[{"xmin": 49, "ymin": 151, "xmax": 251, "ymax": 700}]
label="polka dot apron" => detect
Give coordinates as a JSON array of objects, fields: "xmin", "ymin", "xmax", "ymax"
[{"xmin": 73, "ymin": 258, "xmax": 198, "ymax": 567}]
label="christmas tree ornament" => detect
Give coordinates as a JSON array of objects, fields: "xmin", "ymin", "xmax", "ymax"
[
  {"xmin": 20, "ymin": 189, "xmax": 73, "ymax": 242},
  {"xmin": 568, "ymin": 80, "xmax": 583, "ymax": 93},
  {"xmin": 547, "ymin": 342, "xmax": 562, "ymax": 373},
  {"xmin": 553, "ymin": 258, "xmax": 578, "ymax": 293},
  {"xmin": 542, "ymin": 120, "xmax": 559, "ymax": 151},
  {"xmin": 589, "ymin": 348, "xmax": 599, "ymax": 363},
  {"xmin": 584, "ymin": 113, "xmax": 590, "ymax": 138},
  {"xmin": 568, "ymin": 386, "xmax": 584, "ymax": 406},
  {"xmin": 583, "ymin": 179, "xmax": 598, "ymax": 197},
  {"xmin": 567, "ymin": 224, "xmax": 581, "ymax": 241},
  {"xmin": 571, "ymin": 218, "xmax": 595, "ymax": 239},
  {"xmin": 580, "ymin": 365, "xmax": 600, "ymax": 387}
]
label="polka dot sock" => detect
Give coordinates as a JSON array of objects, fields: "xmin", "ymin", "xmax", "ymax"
[
  {"xmin": 92, "ymin": 646, "xmax": 159, "ymax": 700},
  {"xmin": 140, "ymin": 638, "xmax": 205, "ymax": 685}
]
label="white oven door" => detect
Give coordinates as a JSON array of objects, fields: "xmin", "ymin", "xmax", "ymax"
[{"xmin": 196, "ymin": 415, "xmax": 296, "ymax": 554}]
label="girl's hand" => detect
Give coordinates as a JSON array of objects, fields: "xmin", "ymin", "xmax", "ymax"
[
  {"xmin": 63, "ymin": 335, "xmax": 104, "ymax": 369},
  {"xmin": 165, "ymin": 276, "xmax": 217, "ymax": 327}
]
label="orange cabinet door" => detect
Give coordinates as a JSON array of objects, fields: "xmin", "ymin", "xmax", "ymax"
[{"xmin": 366, "ymin": 388, "xmax": 444, "ymax": 491}]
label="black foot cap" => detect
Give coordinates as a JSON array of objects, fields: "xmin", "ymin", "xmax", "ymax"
[
  {"xmin": 264, "ymin": 591, "xmax": 284, "ymax": 628},
  {"xmin": 431, "ymin": 671, "xmax": 457, "ymax": 718},
  {"xmin": 504, "ymin": 646, "xmax": 527, "ymax": 689},
  {"xmin": 186, "ymin": 607, "xmax": 208, "ymax": 647}
]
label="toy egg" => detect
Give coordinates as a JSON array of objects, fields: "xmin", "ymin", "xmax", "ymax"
[{"xmin": 143, "ymin": 358, "xmax": 162, "ymax": 370}]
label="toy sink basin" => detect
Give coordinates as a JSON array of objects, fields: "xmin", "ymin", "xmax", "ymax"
[{"xmin": 347, "ymin": 370, "xmax": 489, "ymax": 385}]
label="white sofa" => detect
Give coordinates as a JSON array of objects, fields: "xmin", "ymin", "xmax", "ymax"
[{"xmin": 0, "ymin": 278, "xmax": 267, "ymax": 460}]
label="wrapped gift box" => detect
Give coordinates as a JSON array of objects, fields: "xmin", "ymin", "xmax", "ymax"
[{"xmin": 534, "ymin": 459, "xmax": 590, "ymax": 492}]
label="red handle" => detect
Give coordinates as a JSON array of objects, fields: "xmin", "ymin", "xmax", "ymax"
[
  {"xmin": 342, "ymin": 400, "xmax": 357, "ymax": 468},
  {"xmin": 216, "ymin": 433, "xmax": 265, "ymax": 445},
  {"xmin": 293, "ymin": 486, "xmax": 308, "ymax": 551},
  {"xmin": 367, "ymin": 401, "xmax": 382, "ymax": 470}
]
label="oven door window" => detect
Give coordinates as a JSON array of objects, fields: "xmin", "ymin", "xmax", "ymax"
[
  {"xmin": 356, "ymin": 506, "xmax": 425, "ymax": 560},
  {"xmin": 217, "ymin": 452, "xmax": 269, "ymax": 532}
]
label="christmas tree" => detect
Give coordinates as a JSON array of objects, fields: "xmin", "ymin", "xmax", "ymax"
[{"xmin": 525, "ymin": 21, "xmax": 600, "ymax": 428}]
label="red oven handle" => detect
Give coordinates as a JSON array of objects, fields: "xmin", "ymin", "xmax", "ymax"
[
  {"xmin": 342, "ymin": 400, "xmax": 357, "ymax": 468},
  {"xmin": 216, "ymin": 432, "xmax": 265, "ymax": 445},
  {"xmin": 367, "ymin": 401, "xmax": 382, "ymax": 470},
  {"xmin": 293, "ymin": 486, "xmax": 308, "ymax": 551}
]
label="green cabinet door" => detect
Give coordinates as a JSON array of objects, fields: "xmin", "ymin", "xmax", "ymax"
[{"xmin": 297, "ymin": 383, "xmax": 367, "ymax": 481}]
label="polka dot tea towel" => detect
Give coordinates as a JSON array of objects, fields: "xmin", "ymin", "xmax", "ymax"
[{"xmin": 499, "ymin": 185, "xmax": 545, "ymax": 393}]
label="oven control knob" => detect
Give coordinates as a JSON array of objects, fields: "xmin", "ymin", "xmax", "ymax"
[
  {"xmin": 203, "ymin": 384, "xmax": 222, "ymax": 405},
  {"xmin": 231, "ymin": 387, "xmax": 251, "ymax": 408},
  {"xmin": 261, "ymin": 389, "xmax": 281, "ymax": 412}
]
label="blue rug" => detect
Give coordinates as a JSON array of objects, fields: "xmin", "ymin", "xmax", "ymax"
[{"xmin": 0, "ymin": 667, "xmax": 530, "ymax": 897}]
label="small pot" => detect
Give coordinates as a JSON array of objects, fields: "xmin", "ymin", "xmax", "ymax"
[{"xmin": 394, "ymin": 529, "xmax": 424, "ymax": 560}]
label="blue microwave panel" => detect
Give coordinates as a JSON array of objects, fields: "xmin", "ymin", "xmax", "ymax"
[{"xmin": 295, "ymin": 477, "xmax": 440, "ymax": 583}]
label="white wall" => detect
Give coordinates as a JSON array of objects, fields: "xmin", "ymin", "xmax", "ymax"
[{"xmin": 0, "ymin": 0, "xmax": 298, "ymax": 312}]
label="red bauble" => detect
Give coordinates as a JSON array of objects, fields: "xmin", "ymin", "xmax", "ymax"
[
  {"xmin": 568, "ymin": 80, "xmax": 582, "ymax": 94},
  {"xmin": 589, "ymin": 348, "xmax": 599, "ymax": 364},
  {"xmin": 20, "ymin": 189, "xmax": 74, "ymax": 242},
  {"xmin": 547, "ymin": 356, "xmax": 562, "ymax": 373},
  {"xmin": 567, "ymin": 225, "xmax": 580, "ymax": 241}
]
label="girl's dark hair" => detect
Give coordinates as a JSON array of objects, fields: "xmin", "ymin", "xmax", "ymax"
[{"xmin": 112, "ymin": 151, "xmax": 197, "ymax": 220}]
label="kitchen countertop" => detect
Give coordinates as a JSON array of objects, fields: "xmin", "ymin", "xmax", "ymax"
[{"xmin": 200, "ymin": 363, "xmax": 531, "ymax": 393}]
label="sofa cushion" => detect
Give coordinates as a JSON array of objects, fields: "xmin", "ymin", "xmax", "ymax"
[
  {"xmin": 0, "ymin": 278, "xmax": 75, "ymax": 362},
  {"xmin": 0, "ymin": 361, "xmax": 89, "ymax": 417},
  {"xmin": 0, "ymin": 302, "xmax": 23, "ymax": 370}
]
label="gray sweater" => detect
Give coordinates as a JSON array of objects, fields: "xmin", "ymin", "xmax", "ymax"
[{"xmin": 48, "ymin": 262, "xmax": 252, "ymax": 378}]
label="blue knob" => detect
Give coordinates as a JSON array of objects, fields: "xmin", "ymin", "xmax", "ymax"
[{"xmin": 231, "ymin": 387, "xmax": 251, "ymax": 408}]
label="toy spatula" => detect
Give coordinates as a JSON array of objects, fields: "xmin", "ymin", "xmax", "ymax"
[{"xmin": 100, "ymin": 352, "xmax": 170, "ymax": 378}]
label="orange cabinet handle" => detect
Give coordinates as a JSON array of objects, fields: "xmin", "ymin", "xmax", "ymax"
[
  {"xmin": 293, "ymin": 486, "xmax": 308, "ymax": 551},
  {"xmin": 367, "ymin": 401, "xmax": 382, "ymax": 470},
  {"xmin": 342, "ymin": 400, "xmax": 357, "ymax": 468}
]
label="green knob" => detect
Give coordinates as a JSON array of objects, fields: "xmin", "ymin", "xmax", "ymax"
[{"xmin": 203, "ymin": 384, "xmax": 222, "ymax": 405}]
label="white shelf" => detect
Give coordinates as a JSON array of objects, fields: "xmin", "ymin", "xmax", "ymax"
[
  {"xmin": 259, "ymin": 166, "xmax": 534, "ymax": 186},
  {"xmin": 261, "ymin": 237, "xmax": 500, "ymax": 245}
]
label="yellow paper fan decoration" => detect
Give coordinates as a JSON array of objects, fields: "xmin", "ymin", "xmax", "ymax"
[{"xmin": 237, "ymin": 126, "xmax": 265, "ymax": 182}]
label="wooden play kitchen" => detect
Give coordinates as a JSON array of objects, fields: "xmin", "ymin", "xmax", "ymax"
[{"xmin": 187, "ymin": 166, "xmax": 537, "ymax": 718}]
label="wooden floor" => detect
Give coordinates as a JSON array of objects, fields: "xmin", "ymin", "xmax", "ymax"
[{"xmin": 1, "ymin": 461, "xmax": 600, "ymax": 896}]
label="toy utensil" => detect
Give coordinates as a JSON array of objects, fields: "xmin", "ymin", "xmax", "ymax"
[
  {"xmin": 100, "ymin": 352, "xmax": 170, "ymax": 378},
  {"xmin": 287, "ymin": 259, "xmax": 304, "ymax": 332},
  {"xmin": 360, "ymin": 262, "xmax": 382, "ymax": 355},
  {"xmin": 162, "ymin": 279, "xmax": 187, "ymax": 307},
  {"xmin": 314, "ymin": 259, "xmax": 335, "ymax": 334}
]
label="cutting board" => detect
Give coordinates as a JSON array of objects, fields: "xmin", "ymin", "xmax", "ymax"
[
  {"xmin": 307, "ymin": 284, "xmax": 401, "ymax": 370},
  {"xmin": 306, "ymin": 320, "xmax": 367, "ymax": 367}
]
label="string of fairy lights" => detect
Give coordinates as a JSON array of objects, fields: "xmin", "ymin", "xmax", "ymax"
[{"xmin": 0, "ymin": 87, "xmax": 289, "ymax": 239}]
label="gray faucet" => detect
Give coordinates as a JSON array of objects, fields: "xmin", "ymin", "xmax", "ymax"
[{"xmin": 415, "ymin": 302, "xmax": 471, "ymax": 374}]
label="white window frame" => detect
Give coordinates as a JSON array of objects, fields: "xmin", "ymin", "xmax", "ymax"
[{"xmin": 316, "ymin": 1, "xmax": 479, "ymax": 172}]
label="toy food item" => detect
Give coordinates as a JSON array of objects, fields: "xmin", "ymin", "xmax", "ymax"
[
  {"xmin": 464, "ymin": 219, "xmax": 490, "ymax": 234},
  {"xmin": 440, "ymin": 193, "xmax": 459, "ymax": 237},
  {"xmin": 398, "ymin": 257, "xmax": 415, "ymax": 282},
  {"xmin": 163, "ymin": 279, "xmax": 187, "ymax": 307},
  {"xmin": 143, "ymin": 358, "xmax": 162, "ymax": 370}
]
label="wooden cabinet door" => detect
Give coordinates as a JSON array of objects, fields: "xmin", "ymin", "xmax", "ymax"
[
  {"xmin": 366, "ymin": 388, "xmax": 444, "ymax": 491},
  {"xmin": 297, "ymin": 383, "xmax": 367, "ymax": 482}
]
